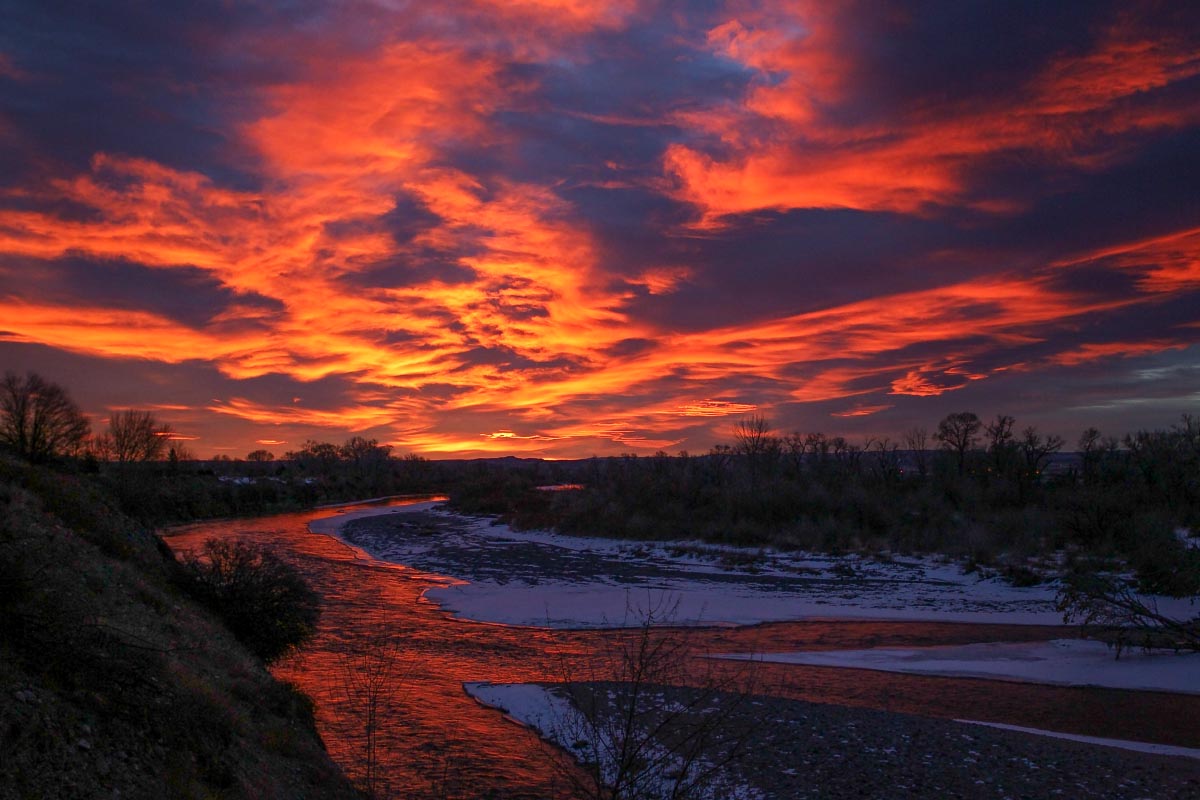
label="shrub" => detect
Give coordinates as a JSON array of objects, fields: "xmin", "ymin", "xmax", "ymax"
[
  {"xmin": 1129, "ymin": 522, "xmax": 1200, "ymax": 596},
  {"xmin": 178, "ymin": 539, "xmax": 320, "ymax": 663}
]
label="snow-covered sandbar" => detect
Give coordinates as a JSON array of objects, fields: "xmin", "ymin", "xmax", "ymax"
[
  {"xmin": 311, "ymin": 503, "xmax": 1074, "ymax": 627},
  {"xmin": 721, "ymin": 638, "xmax": 1200, "ymax": 695},
  {"xmin": 309, "ymin": 504, "xmax": 1197, "ymax": 655}
]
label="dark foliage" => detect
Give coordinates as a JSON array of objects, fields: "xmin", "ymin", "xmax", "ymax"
[{"xmin": 177, "ymin": 539, "xmax": 320, "ymax": 664}]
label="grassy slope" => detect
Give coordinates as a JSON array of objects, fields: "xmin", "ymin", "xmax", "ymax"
[{"xmin": 0, "ymin": 459, "xmax": 359, "ymax": 800}]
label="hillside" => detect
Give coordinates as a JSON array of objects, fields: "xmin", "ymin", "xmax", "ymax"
[{"xmin": 0, "ymin": 459, "xmax": 359, "ymax": 800}]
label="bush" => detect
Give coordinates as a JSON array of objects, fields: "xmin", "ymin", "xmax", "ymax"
[
  {"xmin": 1130, "ymin": 523, "xmax": 1200, "ymax": 596},
  {"xmin": 178, "ymin": 539, "xmax": 320, "ymax": 663}
]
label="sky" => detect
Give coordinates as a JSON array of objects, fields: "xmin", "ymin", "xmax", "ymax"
[{"xmin": 0, "ymin": 1, "xmax": 1198, "ymax": 459}]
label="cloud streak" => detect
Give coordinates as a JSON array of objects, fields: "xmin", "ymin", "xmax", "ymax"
[{"xmin": 0, "ymin": 1, "xmax": 1197, "ymax": 456}]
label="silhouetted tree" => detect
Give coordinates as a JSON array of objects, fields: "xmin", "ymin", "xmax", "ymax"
[
  {"xmin": 871, "ymin": 437, "xmax": 902, "ymax": 484},
  {"xmin": 247, "ymin": 449, "xmax": 275, "ymax": 462},
  {"xmin": 1020, "ymin": 426, "xmax": 1063, "ymax": 477},
  {"xmin": 985, "ymin": 414, "xmax": 1017, "ymax": 473},
  {"xmin": 904, "ymin": 426, "xmax": 930, "ymax": 477},
  {"xmin": 1077, "ymin": 426, "xmax": 1121, "ymax": 485},
  {"xmin": 935, "ymin": 411, "xmax": 982, "ymax": 475},
  {"xmin": 105, "ymin": 409, "xmax": 173, "ymax": 463},
  {"xmin": 341, "ymin": 436, "xmax": 393, "ymax": 484},
  {"xmin": 169, "ymin": 443, "xmax": 194, "ymax": 461},
  {"xmin": 286, "ymin": 440, "xmax": 342, "ymax": 476},
  {"xmin": 0, "ymin": 371, "xmax": 90, "ymax": 463},
  {"xmin": 733, "ymin": 415, "xmax": 779, "ymax": 484},
  {"xmin": 1058, "ymin": 573, "xmax": 1199, "ymax": 655}
]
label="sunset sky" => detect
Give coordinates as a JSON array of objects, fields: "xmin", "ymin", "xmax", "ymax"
[{"xmin": 1, "ymin": 1, "xmax": 1198, "ymax": 458}]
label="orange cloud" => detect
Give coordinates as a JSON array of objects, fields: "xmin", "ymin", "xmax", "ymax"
[
  {"xmin": 481, "ymin": 430, "xmax": 561, "ymax": 441},
  {"xmin": 1050, "ymin": 340, "xmax": 1191, "ymax": 367},
  {"xmin": 667, "ymin": 8, "xmax": 1200, "ymax": 222},
  {"xmin": 890, "ymin": 363, "xmax": 987, "ymax": 397},
  {"xmin": 1052, "ymin": 226, "xmax": 1200, "ymax": 293},
  {"xmin": 675, "ymin": 400, "xmax": 758, "ymax": 417},
  {"xmin": 1, "ymin": 3, "xmax": 1195, "ymax": 457},
  {"xmin": 628, "ymin": 266, "xmax": 694, "ymax": 295},
  {"xmin": 830, "ymin": 404, "xmax": 893, "ymax": 418},
  {"xmin": 207, "ymin": 398, "xmax": 412, "ymax": 433}
]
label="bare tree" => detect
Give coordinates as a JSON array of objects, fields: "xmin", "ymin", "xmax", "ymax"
[
  {"xmin": 1058, "ymin": 573, "xmax": 1199, "ymax": 656},
  {"xmin": 1020, "ymin": 426, "xmax": 1063, "ymax": 477},
  {"xmin": 706, "ymin": 444, "xmax": 732, "ymax": 488},
  {"xmin": 871, "ymin": 437, "xmax": 902, "ymax": 483},
  {"xmin": 733, "ymin": 415, "xmax": 780, "ymax": 485},
  {"xmin": 985, "ymin": 414, "xmax": 1016, "ymax": 473},
  {"xmin": 341, "ymin": 436, "xmax": 393, "ymax": 486},
  {"xmin": 286, "ymin": 440, "xmax": 342, "ymax": 477},
  {"xmin": 330, "ymin": 629, "xmax": 413, "ymax": 799},
  {"xmin": 540, "ymin": 600, "xmax": 759, "ymax": 800},
  {"xmin": 782, "ymin": 432, "xmax": 806, "ymax": 476},
  {"xmin": 935, "ymin": 411, "xmax": 982, "ymax": 475},
  {"xmin": 732, "ymin": 415, "xmax": 772, "ymax": 457},
  {"xmin": 0, "ymin": 371, "xmax": 90, "ymax": 463},
  {"xmin": 903, "ymin": 426, "xmax": 929, "ymax": 478},
  {"xmin": 247, "ymin": 449, "xmax": 275, "ymax": 462},
  {"xmin": 106, "ymin": 409, "xmax": 173, "ymax": 463}
]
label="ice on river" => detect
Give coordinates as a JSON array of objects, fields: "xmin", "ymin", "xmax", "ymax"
[{"xmin": 720, "ymin": 638, "xmax": 1200, "ymax": 695}]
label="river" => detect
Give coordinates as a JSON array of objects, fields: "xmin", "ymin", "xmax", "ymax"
[{"xmin": 163, "ymin": 498, "xmax": 1200, "ymax": 798}]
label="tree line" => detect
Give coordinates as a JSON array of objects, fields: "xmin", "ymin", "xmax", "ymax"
[
  {"xmin": 450, "ymin": 411, "xmax": 1200, "ymax": 598},
  {"xmin": 0, "ymin": 372, "xmax": 443, "ymax": 522},
  {"xmin": 3, "ymin": 370, "xmax": 1197, "ymax": 597}
]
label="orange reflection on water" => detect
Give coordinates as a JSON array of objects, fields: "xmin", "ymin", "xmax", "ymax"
[{"xmin": 164, "ymin": 502, "xmax": 1200, "ymax": 797}]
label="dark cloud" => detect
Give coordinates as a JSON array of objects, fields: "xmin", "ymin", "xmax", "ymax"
[
  {"xmin": 819, "ymin": 0, "xmax": 1108, "ymax": 124},
  {"xmin": 961, "ymin": 128, "xmax": 1200, "ymax": 250},
  {"xmin": 452, "ymin": 21, "xmax": 753, "ymax": 186},
  {"xmin": 0, "ymin": 255, "xmax": 281, "ymax": 327},
  {"xmin": 615, "ymin": 209, "xmax": 982, "ymax": 330},
  {"xmin": 0, "ymin": 2, "xmax": 287, "ymax": 187}
]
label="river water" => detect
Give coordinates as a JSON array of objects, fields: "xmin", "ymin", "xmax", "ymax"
[{"xmin": 163, "ymin": 499, "xmax": 1200, "ymax": 798}]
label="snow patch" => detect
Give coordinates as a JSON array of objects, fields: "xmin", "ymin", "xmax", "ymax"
[
  {"xmin": 955, "ymin": 720, "xmax": 1200, "ymax": 760},
  {"xmin": 721, "ymin": 639, "xmax": 1200, "ymax": 694}
]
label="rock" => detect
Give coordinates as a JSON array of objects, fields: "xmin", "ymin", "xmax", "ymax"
[{"xmin": 76, "ymin": 738, "xmax": 92, "ymax": 750}]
